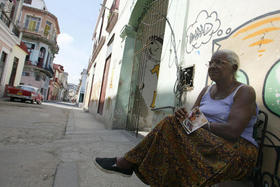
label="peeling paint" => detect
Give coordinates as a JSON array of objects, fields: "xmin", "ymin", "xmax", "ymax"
[{"xmin": 106, "ymin": 97, "xmax": 112, "ymax": 111}]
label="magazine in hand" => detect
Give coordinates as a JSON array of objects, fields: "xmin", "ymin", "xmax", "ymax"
[{"xmin": 181, "ymin": 107, "xmax": 209, "ymax": 134}]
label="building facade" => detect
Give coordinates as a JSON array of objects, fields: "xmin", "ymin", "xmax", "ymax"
[
  {"xmin": 66, "ymin": 83, "xmax": 78, "ymax": 103},
  {"xmin": 47, "ymin": 63, "xmax": 67, "ymax": 101},
  {"xmin": 0, "ymin": 0, "xmax": 27, "ymax": 97},
  {"xmin": 86, "ymin": 0, "xmax": 280, "ymax": 132},
  {"xmin": 76, "ymin": 68, "xmax": 87, "ymax": 107},
  {"xmin": 85, "ymin": 0, "xmax": 280, "ymax": 176},
  {"xmin": 60, "ymin": 71, "xmax": 68, "ymax": 101},
  {"xmin": 18, "ymin": 0, "xmax": 60, "ymax": 100}
]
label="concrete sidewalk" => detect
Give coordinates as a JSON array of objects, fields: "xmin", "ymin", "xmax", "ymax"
[{"xmin": 53, "ymin": 109, "xmax": 147, "ymax": 187}]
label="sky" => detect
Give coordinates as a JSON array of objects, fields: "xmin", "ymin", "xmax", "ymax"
[{"xmin": 44, "ymin": 0, "xmax": 102, "ymax": 85}]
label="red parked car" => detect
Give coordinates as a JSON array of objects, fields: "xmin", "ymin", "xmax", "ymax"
[{"xmin": 6, "ymin": 85, "xmax": 43, "ymax": 104}]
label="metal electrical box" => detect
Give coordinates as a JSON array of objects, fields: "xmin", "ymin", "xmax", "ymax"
[{"xmin": 180, "ymin": 65, "xmax": 195, "ymax": 91}]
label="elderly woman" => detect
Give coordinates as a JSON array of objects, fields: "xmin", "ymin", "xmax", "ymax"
[{"xmin": 94, "ymin": 49, "xmax": 258, "ymax": 186}]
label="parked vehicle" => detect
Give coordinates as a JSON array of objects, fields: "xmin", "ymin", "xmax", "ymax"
[{"xmin": 7, "ymin": 85, "xmax": 43, "ymax": 104}]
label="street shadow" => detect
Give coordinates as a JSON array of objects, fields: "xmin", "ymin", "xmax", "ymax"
[{"xmin": 43, "ymin": 101, "xmax": 82, "ymax": 110}]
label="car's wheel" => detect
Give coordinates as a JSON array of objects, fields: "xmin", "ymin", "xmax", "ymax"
[
  {"xmin": 10, "ymin": 97, "xmax": 14, "ymax": 101},
  {"xmin": 21, "ymin": 99, "xmax": 26, "ymax": 103}
]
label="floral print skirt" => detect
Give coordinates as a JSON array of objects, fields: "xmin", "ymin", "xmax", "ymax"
[{"xmin": 124, "ymin": 116, "xmax": 258, "ymax": 187}]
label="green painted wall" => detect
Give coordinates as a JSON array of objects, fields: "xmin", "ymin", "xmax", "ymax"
[
  {"xmin": 112, "ymin": 34, "xmax": 136, "ymax": 129},
  {"xmin": 112, "ymin": 0, "xmax": 158, "ymax": 129}
]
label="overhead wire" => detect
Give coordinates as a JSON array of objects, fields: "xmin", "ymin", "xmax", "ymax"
[{"xmin": 161, "ymin": 14, "xmax": 184, "ymax": 108}]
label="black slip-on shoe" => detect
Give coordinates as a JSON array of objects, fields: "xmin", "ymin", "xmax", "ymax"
[{"xmin": 94, "ymin": 157, "xmax": 133, "ymax": 177}]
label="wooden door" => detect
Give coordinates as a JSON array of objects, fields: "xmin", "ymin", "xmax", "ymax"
[
  {"xmin": 9, "ymin": 57, "xmax": 19, "ymax": 86},
  {"xmin": 97, "ymin": 56, "xmax": 111, "ymax": 115}
]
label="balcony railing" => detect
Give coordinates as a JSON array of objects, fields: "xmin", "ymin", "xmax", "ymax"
[
  {"xmin": 21, "ymin": 26, "xmax": 57, "ymax": 42},
  {"xmin": 106, "ymin": 11, "xmax": 118, "ymax": 33},
  {"xmin": 88, "ymin": 36, "xmax": 106, "ymax": 70},
  {"xmin": 0, "ymin": 9, "xmax": 11, "ymax": 27},
  {"xmin": 19, "ymin": 25, "xmax": 59, "ymax": 53},
  {"xmin": 0, "ymin": 9, "xmax": 20, "ymax": 38},
  {"xmin": 12, "ymin": 25, "xmax": 20, "ymax": 37},
  {"xmin": 25, "ymin": 60, "xmax": 54, "ymax": 77}
]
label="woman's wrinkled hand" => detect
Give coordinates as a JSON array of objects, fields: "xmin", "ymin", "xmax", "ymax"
[{"xmin": 175, "ymin": 107, "xmax": 189, "ymax": 123}]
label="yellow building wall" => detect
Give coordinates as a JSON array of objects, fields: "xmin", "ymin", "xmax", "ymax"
[{"xmin": 3, "ymin": 45, "xmax": 27, "ymax": 87}]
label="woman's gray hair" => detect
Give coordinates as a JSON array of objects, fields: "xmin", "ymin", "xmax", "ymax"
[
  {"xmin": 214, "ymin": 49, "xmax": 240, "ymax": 68},
  {"xmin": 213, "ymin": 49, "xmax": 240, "ymax": 78}
]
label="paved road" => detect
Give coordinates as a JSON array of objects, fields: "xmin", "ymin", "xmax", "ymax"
[{"xmin": 0, "ymin": 98, "xmax": 147, "ymax": 187}]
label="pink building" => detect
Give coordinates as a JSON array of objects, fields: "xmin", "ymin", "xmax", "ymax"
[
  {"xmin": 18, "ymin": 0, "xmax": 60, "ymax": 100},
  {"xmin": 47, "ymin": 63, "xmax": 67, "ymax": 101},
  {"xmin": 0, "ymin": 0, "xmax": 26, "ymax": 97}
]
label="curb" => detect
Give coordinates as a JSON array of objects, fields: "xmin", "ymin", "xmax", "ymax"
[
  {"xmin": 65, "ymin": 110, "xmax": 75, "ymax": 135},
  {"xmin": 53, "ymin": 162, "xmax": 78, "ymax": 187}
]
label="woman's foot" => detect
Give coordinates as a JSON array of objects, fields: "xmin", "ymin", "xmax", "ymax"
[
  {"xmin": 116, "ymin": 157, "xmax": 133, "ymax": 169},
  {"xmin": 94, "ymin": 157, "xmax": 133, "ymax": 177}
]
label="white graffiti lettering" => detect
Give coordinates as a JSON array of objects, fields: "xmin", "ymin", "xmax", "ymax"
[{"xmin": 186, "ymin": 10, "xmax": 221, "ymax": 54}]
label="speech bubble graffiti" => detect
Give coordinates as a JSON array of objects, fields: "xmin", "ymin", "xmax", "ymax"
[{"xmin": 186, "ymin": 10, "xmax": 221, "ymax": 53}]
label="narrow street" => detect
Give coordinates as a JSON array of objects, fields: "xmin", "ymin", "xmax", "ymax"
[{"xmin": 0, "ymin": 99, "xmax": 146, "ymax": 187}]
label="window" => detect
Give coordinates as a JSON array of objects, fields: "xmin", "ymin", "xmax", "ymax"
[
  {"xmin": 24, "ymin": 15, "xmax": 41, "ymax": 32},
  {"xmin": 106, "ymin": 35, "xmax": 114, "ymax": 58},
  {"xmin": 16, "ymin": 85, "xmax": 36, "ymax": 92},
  {"xmin": 24, "ymin": 0, "xmax": 32, "ymax": 4},
  {"xmin": 39, "ymin": 47, "xmax": 46, "ymax": 58},
  {"xmin": 98, "ymin": 11, "xmax": 105, "ymax": 42},
  {"xmin": 45, "ymin": 52, "xmax": 50, "ymax": 67},
  {"xmin": 9, "ymin": 3, "xmax": 16, "ymax": 20},
  {"xmin": 106, "ymin": 0, "xmax": 120, "ymax": 33},
  {"xmin": 25, "ymin": 42, "xmax": 35, "ymax": 53},
  {"xmin": 38, "ymin": 47, "xmax": 46, "ymax": 65},
  {"xmin": 35, "ymin": 72, "xmax": 40, "ymax": 81},
  {"xmin": 9, "ymin": 57, "xmax": 19, "ymax": 86},
  {"xmin": 44, "ymin": 21, "xmax": 52, "ymax": 36},
  {"xmin": 22, "ymin": 72, "xmax": 30, "ymax": 76},
  {"xmin": 24, "ymin": 42, "xmax": 35, "ymax": 61},
  {"xmin": 51, "ymin": 29, "xmax": 57, "ymax": 41},
  {"xmin": 111, "ymin": 0, "xmax": 120, "ymax": 11}
]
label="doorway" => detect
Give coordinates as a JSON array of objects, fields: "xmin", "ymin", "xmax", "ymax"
[
  {"xmin": 0, "ymin": 51, "xmax": 7, "ymax": 83},
  {"xmin": 9, "ymin": 57, "xmax": 19, "ymax": 86},
  {"xmin": 127, "ymin": 0, "xmax": 169, "ymax": 131},
  {"xmin": 97, "ymin": 56, "xmax": 111, "ymax": 115}
]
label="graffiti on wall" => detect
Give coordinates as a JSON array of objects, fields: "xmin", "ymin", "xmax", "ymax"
[
  {"xmin": 264, "ymin": 60, "xmax": 280, "ymax": 117},
  {"xmin": 151, "ymin": 64, "xmax": 160, "ymax": 78},
  {"xmin": 212, "ymin": 10, "xmax": 280, "ymax": 117},
  {"xmin": 150, "ymin": 64, "xmax": 160, "ymax": 108},
  {"xmin": 186, "ymin": 10, "xmax": 231, "ymax": 54}
]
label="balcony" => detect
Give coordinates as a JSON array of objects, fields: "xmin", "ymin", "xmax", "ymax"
[
  {"xmin": 88, "ymin": 36, "xmax": 105, "ymax": 70},
  {"xmin": 106, "ymin": 11, "xmax": 118, "ymax": 33},
  {"xmin": 20, "ymin": 26, "xmax": 59, "ymax": 54},
  {"xmin": 12, "ymin": 25, "xmax": 20, "ymax": 37},
  {"xmin": 0, "ymin": 9, "xmax": 20, "ymax": 38},
  {"xmin": 25, "ymin": 60, "xmax": 54, "ymax": 77},
  {"xmin": 106, "ymin": 0, "xmax": 119, "ymax": 34},
  {"xmin": 0, "ymin": 9, "xmax": 11, "ymax": 27}
]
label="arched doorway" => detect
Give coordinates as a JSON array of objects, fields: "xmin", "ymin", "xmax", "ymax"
[
  {"xmin": 127, "ymin": 0, "xmax": 169, "ymax": 132},
  {"xmin": 38, "ymin": 47, "xmax": 46, "ymax": 67}
]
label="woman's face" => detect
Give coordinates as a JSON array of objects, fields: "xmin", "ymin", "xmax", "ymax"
[{"xmin": 208, "ymin": 52, "xmax": 235, "ymax": 82}]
